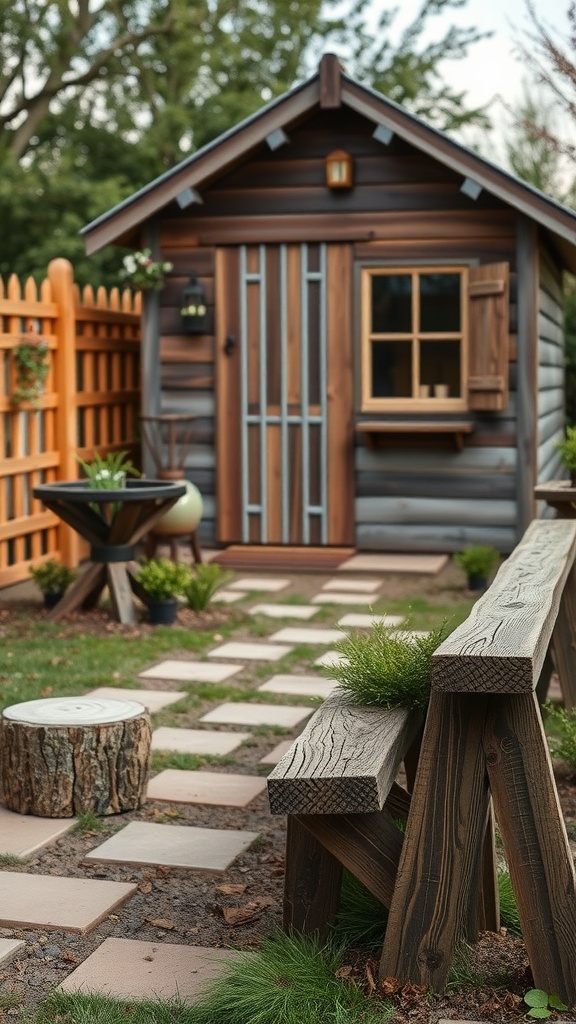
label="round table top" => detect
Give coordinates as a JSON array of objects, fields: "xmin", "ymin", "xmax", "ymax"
[
  {"xmin": 32, "ymin": 479, "xmax": 186, "ymax": 504},
  {"xmin": 2, "ymin": 696, "xmax": 147, "ymax": 726}
]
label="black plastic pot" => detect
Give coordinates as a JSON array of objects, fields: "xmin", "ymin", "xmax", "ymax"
[
  {"xmin": 147, "ymin": 598, "xmax": 178, "ymax": 625},
  {"xmin": 43, "ymin": 592, "xmax": 64, "ymax": 610},
  {"xmin": 467, "ymin": 574, "xmax": 487, "ymax": 593}
]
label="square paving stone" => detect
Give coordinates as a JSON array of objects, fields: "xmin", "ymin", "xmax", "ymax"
[
  {"xmin": 0, "ymin": 939, "xmax": 25, "ymax": 965},
  {"xmin": 228, "ymin": 577, "xmax": 290, "ymax": 592},
  {"xmin": 147, "ymin": 769, "xmax": 267, "ymax": 807},
  {"xmin": 213, "ymin": 590, "xmax": 244, "ymax": 603},
  {"xmin": 0, "ymin": 806, "xmax": 75, "ymax": 858},
  {"xmin": 338, "ymin": 613, "xmax": 405, "ymax": 629},
  {"xmin": 258, "ymin": 674, "xmax": 338, "ymax": 699},
  {"xmin": 269, "ymin": 626, "xmax": 345, "ymax": 645},
  {"xmin": 312, "ymin": 592, "xmax": 376, "ymax": 606},
  {"xmin": 259, "ymin": 741, "xmax": 294, "ymax": 765},
  {"xmin": 59, "ymin": 937, "xmax": 242, "ymax": 1001},
  {"xmin": 0, "ymin": 872, "xmax": 136, "ymax": 933},
  {"xmin": 250, "ymin": 603, "xmax": 318, "ymax": 619},
  {"xmin": 339, "ymin": 553, "xmax": 448, "ymax": 574},
  {"xmin": 207, "ymin": 641, "xmax": 292, "ymax": 661},
  {"xmin": 322, "ymin": 578, "xmax": 382, "ymax": 593},
  {"xmin": 151, "ymin": 727, "xmax": 250, "ymax": 755},
  {"xmin": 314, "ymin": 650, "xmax": 349, "ymax": 668},
  {"xmin": 200, "ymin": 702, "xmax": 313, "ymax": 728},
  {"xmin": 140, "ymin": 661, "xmax": 242, "ymax": 683},
  {"xmin": 85, "ymin": 687, "xmax": 186, "ymax": 712},
  {"xmin": 85, "ymin": 821, "xmax": 259, "ymax": 871}
]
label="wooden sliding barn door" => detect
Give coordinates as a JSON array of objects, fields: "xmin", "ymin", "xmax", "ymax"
[{"xmin": 216, "ymin": 243, "xmax": 353, "ymax": 547}]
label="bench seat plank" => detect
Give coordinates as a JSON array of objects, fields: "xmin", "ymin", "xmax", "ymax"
[{"xmin": 267, "ymin": 690, "xmax": 421, "ymax": 815}]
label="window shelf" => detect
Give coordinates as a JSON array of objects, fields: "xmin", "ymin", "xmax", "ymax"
[{"xmin": 355, "ymin": 421, "xmax": 475, "ymax": 451}]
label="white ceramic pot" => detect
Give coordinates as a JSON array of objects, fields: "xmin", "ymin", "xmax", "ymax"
[{"xmin": 152, "ymin": 480, "xmax": 203, "ymax": 536}]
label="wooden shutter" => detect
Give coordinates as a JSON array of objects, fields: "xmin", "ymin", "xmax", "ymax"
[{"xmin": 467, "ymin": 262, "xmax": 510, "ymax": 411}]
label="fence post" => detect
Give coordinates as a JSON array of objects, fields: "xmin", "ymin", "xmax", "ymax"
[{"xmin": 48, "ymin": 258, "xmax": 79, "ymax": 567}]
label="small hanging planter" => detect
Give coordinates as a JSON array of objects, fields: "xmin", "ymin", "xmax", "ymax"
[{"xmin": 11, "ymin": 336, "xmax": 50, "ymax": 408}]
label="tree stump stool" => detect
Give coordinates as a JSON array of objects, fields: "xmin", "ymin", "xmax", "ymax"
[{"xmin": 0, "ymin": 697, "xmax": 152, "ymax": 817}]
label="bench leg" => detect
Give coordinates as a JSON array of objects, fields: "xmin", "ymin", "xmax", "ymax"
[
  {"xmin": 283, "ymin": 816, "xmax": 343, "ymax": 940},
  {"xmin": 380, "ymin": 692, "xmax": 491, "ymax": 988},
  {"xmin": 551, "ymin": 565, "xmax": 576, "ymax": 709},
  {"xmin": 484, "ymin": 692, "xmax": 576, "ymax": 1005}
]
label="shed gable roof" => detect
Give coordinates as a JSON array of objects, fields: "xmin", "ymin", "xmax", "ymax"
[{"xmin": 82, "ymin": 54, "xmax": 576, "ymax": 266}]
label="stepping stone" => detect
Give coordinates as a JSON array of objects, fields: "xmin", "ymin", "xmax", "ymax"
[
  {"xmin": 322, "ymin": 578, "xmax": 382, "ymax": 593},
  {"xmin": 258, "ymin": 675, "xmax": 339, "ymax": 699},
  {"xmin": 151, "ymin": 727, "xmax": 250, "ymax": 755},
  {"xmin": 314, "ymin": 650, "xmax": 349, "ymax": 668},
  {"xmin": 207, "ymin": 642, "xmax": 292, "ymax": 661},
  {"xmin": 0, "ymin": 872, "xmax": 136, "ymax": 933},
  {"xmin": 200, "ymin": 702, "xmax": 312, "ymax": 728},
  {"xmin": 213, "ymin": 590, "xmax": 244, "ymax": 603},
  {"xmin": 228, "ymin": 577, "xmax": 290, "ymax": 592},
  {"xmin": 250, "ymin": 603, "xmax": 318, "ymax": 620},
  {"xmin": 0, "ymin": 939, "xmax": 25, "ymax": 966},
  {"xmin": 338, "ymin": 613, "xmax": 405, "ymax": 629},
  {"xmin": 140, "ymin": 661, "xmax": 242, "ymax": 683},
  {"xmin": 85, "ymin": 687, "xmax": 186, "ymax": 713},
  {"xmin": 59, "ymin": 937, "xmax": 242, "ymax": 1001},
  {"xmin": 312, "ymin": 592, "xmax": 376, "ymax": 605},
  {"xmin": 269, "ymin": 627, "xmax": 344, "ymax": 645},
  {"xmin": 0, "ymin": 806, "xmax": 76, "ymax": 858},
  {"xmin": 85, "ymin": 821, "xmax": 259, "ymax": 872},
  {"xmin": 339, "ymin": 553, "xmax": 448, "ymax": 574},
  {"xmin": 259, "ymin": 741, "xmax": 293, "ymax": 765},
  {"xmin": 147, "ymin": 770, "xmax": 267, "ymax": 808}
]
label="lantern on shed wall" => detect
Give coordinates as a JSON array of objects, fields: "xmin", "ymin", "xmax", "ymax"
[
  {"xmin": 180, "ymin": 276, "xmax": 209, "ymax": 334},
  {"xmin": 325, "ymin": 149, "xmax": 353, "ymax": 189}
]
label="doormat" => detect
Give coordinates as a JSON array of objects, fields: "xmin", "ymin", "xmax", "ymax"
[
  {"xmin": 338, "ymin": 553, "xmax": 449, "ymax": 575},
  {"xmin": 212, "ymin": 546, "xmax": 356, "ymax": 572}
]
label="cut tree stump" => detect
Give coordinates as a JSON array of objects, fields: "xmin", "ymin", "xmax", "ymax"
[{"xmin": 0, "ymin": 697, "xmax": 151, "ymax": 817}]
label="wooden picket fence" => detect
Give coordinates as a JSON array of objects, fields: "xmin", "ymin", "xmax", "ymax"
[{"xmin": 0, "ymin": 258, "xmax": 141, "ymax": 587}]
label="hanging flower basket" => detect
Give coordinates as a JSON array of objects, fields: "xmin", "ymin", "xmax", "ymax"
[
  {"xmin": 11, "ymin": 336, "xmax": 50, "ymax": 408},
  {"xmin": 119, "ymin": 250, "xmax": 173, "ymax": 291}
]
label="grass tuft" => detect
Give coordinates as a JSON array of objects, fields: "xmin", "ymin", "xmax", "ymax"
[
  {"xmin": 332, "ymin": 871, "xmax": 388, "ymax": 947},
  {"xmin": 543, "ymin": 701, "xmax": 576, "ymax": 773},
  {"xmin": 498, "ymin": 869, "xmax": 521, "ymax": 936},
  {"xmin": 72, "ymin": 812, "xmax": 105, "ymax": 834},
  {"xmin": 329, "ymin": 621, "xmax": 449, "ymax": 714}
]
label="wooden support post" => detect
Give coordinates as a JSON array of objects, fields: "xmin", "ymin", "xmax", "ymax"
[
  {"xmin": 484, "ymin": 692, "xmax": 576, "ymax": 1006},
  {"xmin": 380, "ymin": 692, "xmax": 491, "ymax": 989},
  {"xmin": 48, "ymin": 259, "xmax": 79, "ymax": 567},
  {"xmin": 477, "ymin": 802, "xmax": 500, "ymax": 934},
  {"xmin": 283, "ymin": 816, "xmax": 343, "ymax": 940},
  {"xmin": 550, "ymin": 565, "xmax": 576, "ymax": 708}
]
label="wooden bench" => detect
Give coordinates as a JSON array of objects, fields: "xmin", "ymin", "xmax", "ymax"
[{"xmin": 268, "ymin": 518, "xmax": 576, "ymax": 1006}]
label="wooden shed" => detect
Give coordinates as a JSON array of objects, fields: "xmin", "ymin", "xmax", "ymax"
[{"xmin": 82, "ymin": 54, "xmax": 576, "ymax": 558}]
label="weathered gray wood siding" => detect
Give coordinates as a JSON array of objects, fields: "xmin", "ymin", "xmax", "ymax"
[{"xmin": 537, "ymin": 247, "xmax": 566, "ymax": 519}]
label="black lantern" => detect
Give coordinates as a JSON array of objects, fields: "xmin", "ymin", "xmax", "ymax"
[{"xmin": 180, "ymin": 276, "xmax": 209, "ymax": 334}]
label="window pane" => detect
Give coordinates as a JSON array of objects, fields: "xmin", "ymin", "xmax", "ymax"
[
  {"xmin": 420, "ymin": 340, "xmax": 461, "ymax": 397},
  {"xmin": 372, "ymin": 341, "xmax": 412, "ymax": 397},
  {"xmin": 371, "ymin": 275, "xmax": 412, "ymax": 333},
  {"xmin": 420, "ymin": 274, "xmax": 460, "ymax": 332}
]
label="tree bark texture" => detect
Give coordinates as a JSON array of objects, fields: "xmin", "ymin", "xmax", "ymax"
[{"xmin": 0, "ymin": 714, "xmax": 151, "ymax": 817}]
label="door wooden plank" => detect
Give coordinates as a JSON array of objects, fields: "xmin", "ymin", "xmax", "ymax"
[
  {"xmin": 326, "ymin": 245, "xmax": 354, "ymax": 544},
  {"xmin": 266, "ymin": 423, "xmax": 282, "ymax": 544},
  {"xmin": 215, "ymin": 247, "xmax": 242, "ymax": 542}
]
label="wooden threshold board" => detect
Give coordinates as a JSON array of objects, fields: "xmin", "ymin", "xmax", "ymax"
[{"xmin": 212, "ymin": 546, "xmax": 356, "ymax": 572}]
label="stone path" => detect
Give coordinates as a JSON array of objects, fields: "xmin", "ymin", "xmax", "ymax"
[{"xmin": 0, "ymin": 568, "xmax": 414, "ymax": 1004}]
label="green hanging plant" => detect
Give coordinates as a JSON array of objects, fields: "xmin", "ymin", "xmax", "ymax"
[{"xmin": 11, "ymin": 336, "xmax": 50, "ymax": 407}]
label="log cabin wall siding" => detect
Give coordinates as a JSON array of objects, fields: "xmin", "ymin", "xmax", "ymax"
[
  {"xmin": 537, "ymin": 245, "xmax": 565, "ymax": 519},
  {"xmin": 153, "ymin": 105, "xmax": 540, "ymax": 552}
]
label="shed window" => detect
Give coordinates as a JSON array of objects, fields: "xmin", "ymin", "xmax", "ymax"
[{"xmin": 361, "ymin": 267, "xmax": 468, "ymax": 412}]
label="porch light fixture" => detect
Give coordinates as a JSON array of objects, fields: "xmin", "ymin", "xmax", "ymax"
[
  {"xmin": 180, "ymin": 275, "xmax": 208, "ymax": 334},
  {"xmin": 325, "ymin": 149, "xmax": 353, "ymax": 189}
]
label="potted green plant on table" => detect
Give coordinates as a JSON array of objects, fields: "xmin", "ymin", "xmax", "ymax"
[
  {"xmin": 555, "ymin": 426, "xmax": 576, "ymax": 486},
  {"xmin": 134, "ymin": 558, "xmax": 191, "ymax": 625},
  {"xmin": 29, "ymin": 559, "xmax": 77, "ymax": 609},
  {"xmin": 454, "ymin": 544, "xmax": 499, "ymax": 593}
]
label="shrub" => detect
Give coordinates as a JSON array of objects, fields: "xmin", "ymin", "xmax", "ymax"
[
  {"xmin": 329, "ymin": 620, "xmax": 448, "ymax": 714},
  {"xmin": 555, "ymin": 424, "xmax": 576, "ymax": 478},
  {"xmin": 544, "ymin": 701, "xmax": 576, "ymax": 774},
  {"xmin": 183, "ymin": 564, "xmax": 233, "ymax": 611},
  {"xmin": 135, "ymin": 558, "xmax": 191, "ymax": 601},
  {"xmin": 453, "ymin": 545, "xmax": 499, "ymax": 580},
  {"xmin": 29, "ymin": 559, "xmax": 76, "ymax": 596}
]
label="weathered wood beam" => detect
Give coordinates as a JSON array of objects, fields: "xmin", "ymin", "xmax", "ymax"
[{"xmin": 283, "ymin": 816, "xmax": 343, "ymax": 939}]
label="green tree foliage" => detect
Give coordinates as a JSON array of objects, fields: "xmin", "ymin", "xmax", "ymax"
[{"xmin": 0, "ymin": 0, "xmax": 489, "ymax": 284}]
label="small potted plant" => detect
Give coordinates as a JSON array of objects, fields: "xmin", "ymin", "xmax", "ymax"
[
  {"xmin": 453, "ymin": 545, "xmax": 499, "ymax": 593},
  {"xmin": 134, "ymin": 558, "xmax": 191, "ymax": 625},
  {"xmin": 555, "ymin": 426, "xmax": 576, "ymax": 486},
  {"xmin": 12, "ymin": 335, "xmax": 50, "ymax": 407},
  {"xmin": 29, "ymin": 559, "xmax": 77, "ymax": 609},
  {"xmin": 119, "ymin": 249, "xmax": 173, "ymax": 292}
]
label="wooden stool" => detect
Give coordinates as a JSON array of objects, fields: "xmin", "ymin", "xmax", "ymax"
[{"xmin": 0, "ymin": 697, "xmax": 151, "ymax": 817}]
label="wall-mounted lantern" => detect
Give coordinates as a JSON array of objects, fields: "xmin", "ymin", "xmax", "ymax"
[
  {"xmin": 325, "ymin": 149, "xmax": 353, "ymax": 189},
  {"xmin": 180, "ymin": 276, "xmax": 209, "ymax": 334}
]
